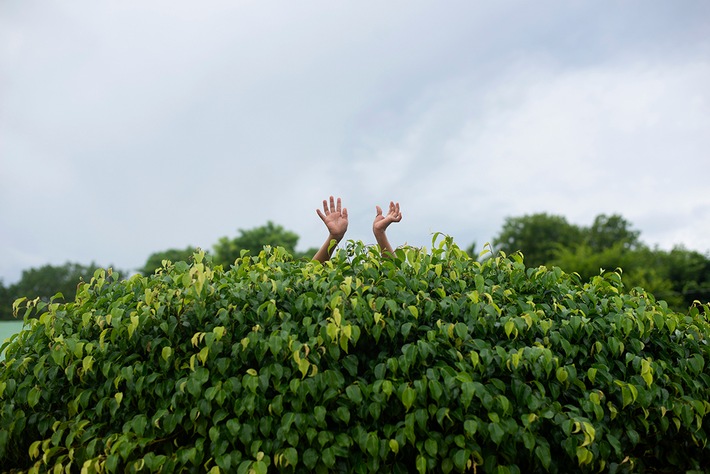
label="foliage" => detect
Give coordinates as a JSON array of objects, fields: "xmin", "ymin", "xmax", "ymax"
[
  {"xmin": 494, "ymin": 213, "xmax": 710, "ymax": 312},
  {"xmin": 213, "ymin": 221, "xmax": 301, "ymax": 266},
  {"xmin": 2, "ymin": 238, "xmax": 710, "ymax": 473},
  {"xmin": 656, "ymin": 245, "xmax": 710, "ymax": 309},
  {"xmin": 493, "ymin": 214, "xmax": 583, "ymax": 267},
  {"xmin": 586, "ymin": 215, "xmax": 641, "ymax": 253},
  {"xmin": 0, "ymin": 281, "xmax": 8, "ymax": 321},
  {"xmin": 551, "ymin": 243, "xmax": 685, "ymax": 310},
  {"xmin": 139, "ymin": 247, "xmax": 199, "ymax": 277},
  {"xmin": 0, "ymin": 263, "xmax": 119, "ymax": 321}
]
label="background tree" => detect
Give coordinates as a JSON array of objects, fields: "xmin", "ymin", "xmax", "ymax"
[
  {"xmin": 0, "ymin": 280, "xmax": 10, "ymax": 320},
  {"xmin": 493, "ymin": 213, "xmax": 583, "ymax": 267},
  {"xmin": 493, "ymin": 212, "xmax": 710, "ymax": 312},
  {"xmin": 586, "ymin": 214, "xmax": 641, "ymax": 252},
  {"xmin": 551, "ymin": 242, "xmax": 685, "ymax": 310},
  {"xmin": 213, "ymin": 221, "xmax": 301, "ymax": 266},
  {"xmin": 139, "ymin": 247, "xmax": 198, "ymax": 276},
  {"xmin": 652, "ymin": 245, "xmax": 710, "ymax": 309},
  {"xmin": 0, "ymin": 262, "xmax": 123, "ymax": 320}
]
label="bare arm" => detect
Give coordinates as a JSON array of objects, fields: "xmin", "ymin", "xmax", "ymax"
[
  {"xmin": 373, "ymin": 201, "xmax": 402, "ymax": 258},
  {"xmin": 313, "ymin": 196, "xmax": 349, "ymax": 263}
]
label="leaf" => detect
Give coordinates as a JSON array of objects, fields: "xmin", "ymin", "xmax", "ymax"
[
  {"xmin": 556, "ymin": 367, "xmax": 568, "ymax": 383},
  {"xmin": 346, "ymin": 385, "xmax": 363, "ymax": 404},
  {"xmin": 366, "ymin": 432, "xmax": 379, "ymax": 457},
  {"xmin": 303, "ymin": 449, "xmax": 318, "ymax": 470},
  {"xmin": 488, "ymin": 422, "xmax": 504, "ymax": 445},
  {"xmin": 535, "ymin": 443, "xmax": 551, "ymax": 470},
  {"xmin": 461, "ymin": 382, "xmax": 475, "ymax": 409},
  {"xmin": 27, "ymin": 386, "xmax": 41, "ymax": 408},
  {"xmin": 425, "ymin": 438, "xmax": 438, "ymax": 457},
  {"xmin": 401, "ymin": 386, "xmax": 416, "ymax": 411},
  {"xmin": 161, "ymin": 346, "xmax": 172, "ymax": 362},
  {"xmin": 282, "ymin": 447, "xmax": 298, "ymax": 467},
  {"xmin": 453, "ymin": 449, "xmax": 468, "ymax": 471},
  {"xmin": 416, "ymin": 454, "xmax": 427, "ymax": 474}
]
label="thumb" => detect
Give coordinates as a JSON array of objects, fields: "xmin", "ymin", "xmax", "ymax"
[{"xmin": 375, "ymin": 205, "xmax": 383, "ymax": 217}]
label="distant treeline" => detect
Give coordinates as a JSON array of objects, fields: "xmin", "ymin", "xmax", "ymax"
[{"xmin": 1, "ymin": 215, "xmax": 709, "ymax": 320}]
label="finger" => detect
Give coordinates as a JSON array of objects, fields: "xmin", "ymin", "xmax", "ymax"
[
  {"xmin": 342, "ymin": 207, "xmax": 348, "ymax": 219},
  {"xmin": 336, "ymin": 197, "xmax": 342, "ymax": 214},
  {"xmin": 322, "ymin": 199, "xmax": 329, "ymax": 215},
  {"xmin": 329, "ymin": 195, "xmax": 336, "ymax": 213},
  {"xmin": 375, "ymin": 205, "xmax": 383, "ymax": 217}
]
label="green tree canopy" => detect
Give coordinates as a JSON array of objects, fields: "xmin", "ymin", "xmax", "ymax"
[
  {"xmin": 551, "ymin": 243, "xmax": 685, "ymax": 310},
  {"xmin": 493, "ymin": 213, "xmax": 583, "ymax": 267},
  {"xmin": 494, "ymin": 212, "xmax": 710, "ymax": 312},
  {"xmin": 586, "ymin": 214, "xmax": 641, "ymax": 252},
  {"xmin": 0, "ymin": 281, "xmax": 9, "ymax": 321},
  {"xmin": 0, "ymin": 263, "xmax": 119, "ymax": 321},
  {"xmin": 213, "ymin": 221, "xmax": 301, "ymax": 266}
]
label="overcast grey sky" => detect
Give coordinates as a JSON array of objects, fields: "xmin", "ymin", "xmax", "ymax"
[{"xmin": 1, "ymin": 1, "xmax": 709, "ymax": 284}]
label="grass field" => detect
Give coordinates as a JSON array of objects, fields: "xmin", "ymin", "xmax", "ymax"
[{"xmin": 0, "ymin": 321, "xmax": 25, "ymax": 359}]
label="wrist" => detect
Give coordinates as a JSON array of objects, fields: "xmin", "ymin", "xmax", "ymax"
[
  {"xmin": 373, "ymin": 228, "xmax": 387, "ymax": 238},
  {"xmin": 329, "ymin": 233, "xmax": 345, "ymax": 242}
]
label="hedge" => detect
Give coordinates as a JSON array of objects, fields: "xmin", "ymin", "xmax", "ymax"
[{"xmin": 1, "ymin": 236, "xmax": 709, "ymax": 473}]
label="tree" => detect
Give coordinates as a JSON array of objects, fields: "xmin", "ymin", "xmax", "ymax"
[
  {"xmin": 551, "ymin": 243, "xmax": 685, "ymax": 310},
  {"xmin": 586, "ymin": 214, "xmax": 641, "ymax": 252},
  {"xmin": 213, "ymin": 221, "xmax": 301, "ymax": 265},
  {"xmin": 652, "ymin": 245, "xmax": 710, "ymax": 310},
  {"xmin": 0, "ymin": 280, "xmax": 10, "ymax": 321},
  {"xmin": 493, "ymin": 213, "xmax": 583, "ymax": 267},
  {"xmin": 491, "ymin": 212, "xmax": 709, "ymax": 312},
  {"xmin": 9, "ymin": 263, "xmax": 95, "ymax": 304},
  {"xmin": 139, "ymin": 247, "xmax": 199, "ymax": 276},
  {"xmin": 0, "ymin": 262, "xmax": 123, "ymax": 320}
]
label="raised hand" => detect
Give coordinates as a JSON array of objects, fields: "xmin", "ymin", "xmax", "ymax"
[
  {"xmin": 373, "ymin": 201, "xmax": 402, "ymax": 235},
  {"xmin": 316, "ymin": 196, "xmax": 349, "ymax": 240},
  {"xmin": 373, "ymin": 201, "xmax": 402, "ymax": 257},
  {"xmin": 313, "ymin": 196, "xmax": 348, "ymax": 262}
]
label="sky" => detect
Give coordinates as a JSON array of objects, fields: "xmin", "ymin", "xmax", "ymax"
[{"xmin": 1, "ymin": 1, "xmax": 709, "ymax": 284}]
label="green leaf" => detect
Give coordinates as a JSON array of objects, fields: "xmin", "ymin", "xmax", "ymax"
[
  {"xmin": 464, "ymin": 419, "xmax": 478, "ymax": 437},
  {"xmin": 303, "ymin": 449, "xmax": 318, "ymax": 469},
  {"xmin": 322, "ymin": 447, "xmax": 336, "ymax": 467},
  {"xmin": 425, "ymin": 438, "xmax": 438, "ymax": 457},
  {"xmin": 488, "ymin": 422, "xmax": 504, "ymax": 445},
  {"xmin": 389, "ymin": 439, "xmax": 399, "ymax": 454},
  {"xmin": 282, "ymin": 447, "xmax": 298, "ymax": 467},
  {"xmin": 366, "ymin": 432, "xmax": 379, "ymax": 457},
  {"xmin": 346, "ymin": 385, "xmax": 363, "ymax": 404},
  {"xmin": 27, "ymin": 386, "xmax": 41, "ymax": 408},
  {"xmin": 162, "ymin": 346, "xmax": 172, "ymax": 362},
  {"xmin": 401, "ymin": 386, "xmax": 416, "ymax": 411},
  {"xmin": 556, "ymin": 367, "xmax": 568, "ymax": 383},
  {"xmin": 453, "ymin": 449, "xmax": 469, "ymax": 470},
  {"xmin": 461, "ymin": 382, "xmax": 475, "ymax": 410},
  {"xmin": 416, "ymin": 454, "xmax": 427, "ymax": 474}
]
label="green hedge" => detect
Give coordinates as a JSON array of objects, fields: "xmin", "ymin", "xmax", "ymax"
[{"xmin": 1, "ymin": 236, "xmax": 709, "ymax": 473}]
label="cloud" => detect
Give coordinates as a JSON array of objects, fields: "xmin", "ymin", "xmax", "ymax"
[{"xmin": 1, "ymin": 1, "xmax": 710, "ymax": 284}]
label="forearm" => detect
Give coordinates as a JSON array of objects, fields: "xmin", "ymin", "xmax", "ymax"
[
  {"xmin": 313, "ymin": 235, "xmax": 342, "ymax": 263},
  {"xmin": 374, "ymin": 230, "xmax": 395, "ymax": 258}
]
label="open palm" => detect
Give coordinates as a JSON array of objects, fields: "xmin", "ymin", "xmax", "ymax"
[
  {"xmin": 317, "ymin": 196, "xmax": 349, "ymax": 240},
  {"xmin": 373, "ymin": 201, "xmax": 402, "ymax": 234}
]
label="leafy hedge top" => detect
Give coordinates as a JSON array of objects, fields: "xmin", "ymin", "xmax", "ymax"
[{"xmin": 1, "ymin": 236, "xmax": 710, "ymax": 473}]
